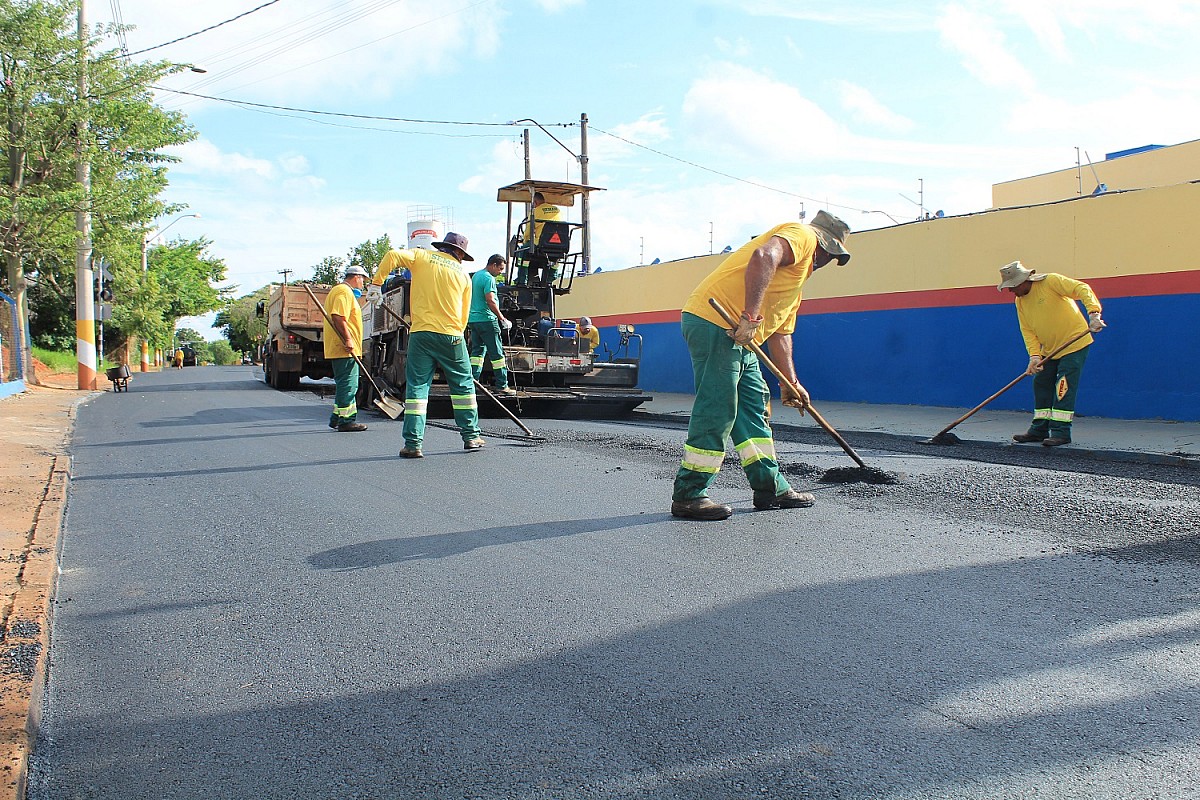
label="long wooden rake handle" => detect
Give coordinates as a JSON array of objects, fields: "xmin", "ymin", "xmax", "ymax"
[
  {"xmin": 375, "ymin": 299, "xmax": 535, "ymax": 437},
  {"xmin": 708, "ymin": 298, "xmax": 869, "ymax": 470},
  {"xmin": 930, "ymin": 327, "xmax": 1096, "ymax": 440}
]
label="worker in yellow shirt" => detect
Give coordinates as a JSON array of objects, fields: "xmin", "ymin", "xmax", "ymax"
[
  {"xmin": 173, "ymin": 349, "xmax": 184, "ymax": 369},
  {"xmin": 323, "ymin": 265, "xmax": 370, "ymax": 432},
  {"xmin": 516, "ymin": 192, "xmax": 564, "ymax": 286},
  {"xmin": 671, "ymin": 210, "xmax": 852, "ymax": 521},
  {"xmin": 371, "ymin": 232, "xmax": 483, "ymax": 458},
  {"xmin": 998, "ymin": 260, "xmax": 1105, "ymax": 447},
  {"xmin": 577, "ymin": 316, "xmax": 600, "ymax": 354}
]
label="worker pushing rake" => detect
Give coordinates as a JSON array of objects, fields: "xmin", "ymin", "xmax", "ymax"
[
  {"xmin": 669, "ymin": 210, "xmax": 893, "ymax": 523},
  {"xmin": 921, "ymin": 260, "xmax": 1106, "ymax": 447}
]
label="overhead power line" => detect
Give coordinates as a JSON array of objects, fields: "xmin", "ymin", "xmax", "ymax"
[
  {"xmin": 151, "ymin": 86, "xmax": 517, "ymax": 127},
  {"xmin": 591, "ymin": 126, "xmax": 871, "ymax": 215},
  {"xmin": 123, "ymin": 0, "xmax": 285, "ymax": 58}
]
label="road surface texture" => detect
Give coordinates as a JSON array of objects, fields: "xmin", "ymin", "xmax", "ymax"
[{"xmin": 26, "ymin": 367, "xmax": 1200, "ymax": 799}]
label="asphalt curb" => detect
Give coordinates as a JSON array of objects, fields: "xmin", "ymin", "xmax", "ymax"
[
  {"xmin": 0, "ymin": 454, "xmax": 68, "ymax": 800},
  {"xmin": 631, "ymin": 408, "xmax": 1200, "ymax": 471}
]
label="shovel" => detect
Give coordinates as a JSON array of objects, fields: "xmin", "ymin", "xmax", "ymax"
[
  {"xmin": 375, "ymin": 300, "xmax": 536, "ymax": 438},
  {"xmin": 919, "ymin": 327, "xmax": 1096, "ymax": 445},
  {"xmin": 708, "ymin": 297, "xmax": 873, "ymax": 472},
  {"xmin": 301, "ymin": 284, "xmax": 404, "ymax": 420}
]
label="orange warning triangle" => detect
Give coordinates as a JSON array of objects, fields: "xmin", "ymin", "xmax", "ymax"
[{"xmin": 549, "ymin": 233, "xmax": 562, "ymax": 243}]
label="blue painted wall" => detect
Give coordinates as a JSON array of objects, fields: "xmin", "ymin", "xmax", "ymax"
[{"xmin": 632, "ymin": 292, "xmax": 1200, "ymax": 422}]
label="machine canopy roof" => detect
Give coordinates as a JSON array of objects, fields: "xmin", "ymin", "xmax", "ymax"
[{"xmin": 496, "ymin": 179, "xmax": 605, "ymax": 207}]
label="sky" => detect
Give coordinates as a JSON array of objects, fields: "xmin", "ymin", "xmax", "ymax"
[{"xmin": 93, "ymin": 0, "xmax": 1200, "ymax": 339}]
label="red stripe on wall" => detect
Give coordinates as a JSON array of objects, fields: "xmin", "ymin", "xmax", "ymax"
[{"xmin": 589, "ymin": 269, "xmax": 1200, "ymax": 326}]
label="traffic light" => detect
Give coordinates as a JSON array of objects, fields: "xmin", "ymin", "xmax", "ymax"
[{"xmin": 95, "ymin": 260, "xmax": 114, "ymax": 302}]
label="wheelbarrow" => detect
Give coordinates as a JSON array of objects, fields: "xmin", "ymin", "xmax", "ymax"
[{"xmin": 106, "ymin": 364, "xmax": 131, "ymax": 392}]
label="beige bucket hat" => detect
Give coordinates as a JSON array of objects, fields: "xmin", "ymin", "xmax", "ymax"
[
  {"xmin": 996, "ymin": 260, "xmax": 1047, "ymax": 290},
  {"xmin": 809, "ymin": 210, "xmax": 851, "ymax": 266}
]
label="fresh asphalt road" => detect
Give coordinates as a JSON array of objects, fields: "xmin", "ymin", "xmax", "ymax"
[{"xmin": 27, "ymin": 367, "xmax": 1200, "ymax": 799}]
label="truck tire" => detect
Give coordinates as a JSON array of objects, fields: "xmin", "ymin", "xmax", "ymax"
[{"xmin": 276, "ymin": 370, "xmax": 300, "ymax": 391}]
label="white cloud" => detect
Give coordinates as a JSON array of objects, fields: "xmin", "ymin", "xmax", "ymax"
[
  {"xmin": 166, "ymin": 139, "xmax": 276, "ymax": 179},
  {"xmin": 936, "ymin": 4, "xmax": 1037, "ymax": 94},
  {"xmin": 106, "ymin": 0, "xmax": 509, "ymax": 105},
  {"xmin": 279, "ymin": 154, "xmax": 310, "ymax": 175},
  {"xmin": 835, "ymin": 81, "xmax": 915, "ymax": 133}
]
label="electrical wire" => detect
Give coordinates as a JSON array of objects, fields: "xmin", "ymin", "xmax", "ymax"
[
  {"xmin": 122, "ymin": 0, "xmax": 285, "ymax": 58},
  {"xmin": 591, "ymin": 125, "xmax": 872, "ymax": 215},
  {"xmin": 151, "ymin": 86, "xmax": 518, "ymax": 128}
]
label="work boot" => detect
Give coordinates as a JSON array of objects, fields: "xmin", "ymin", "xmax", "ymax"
[
  {"xmin": 328, "ymin": 418, "xmax": 339, "ymax": 429},
  {"xmin": 753, "ymin": 489, "xmax": 816, "ymax": 510},
  {"xmin": 337, "ymin": 422, "xmax": 368, "ymax": 432},
  {"xmin": 399, "ymin": 447, "xmax": 424, "ymax": 459},
  {"xmin": 1012, "ymin": 432, "xmax": 1048, "ymax": 443},
  {"xmin": 495, "ymin": 387, "xmax": 517, "ymax": 396},
  {"xmin": 464, "ymin": 438, "xmax": 486, "ymax": 451},
  {"xmin": 670, "ymin": 497, "xmax": 733, "ymax": 521},
  {"xmin": 1042, "ymin": 436, "xmax": 1071, "ymax": 447}
]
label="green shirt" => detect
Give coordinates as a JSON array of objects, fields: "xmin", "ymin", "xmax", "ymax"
[{"xmin": 469, "ymin": 268, "xmax": 499, "ymax": 323}]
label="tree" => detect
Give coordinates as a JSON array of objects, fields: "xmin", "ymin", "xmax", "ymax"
[
  {"xmin": 310, "ymin": 255, "xmax": 344, "ymax": 285},
  {"xmin": 347, "ymin": 234, "xmax": 392, "ymax": 276},
  {"xmin": 214, "ymin": 285, "xmax": 270, "ymax": 355},
  {"xmin": 145, "ymin": 237, "xmax": 229, "ymax": 353},
  {"xmin": 1, "ymin": 0, "xmax": 195, "ymax": 375},
  {"xmin": 208, "ymin": 339, "xmax": 235, "ymax": 366}
]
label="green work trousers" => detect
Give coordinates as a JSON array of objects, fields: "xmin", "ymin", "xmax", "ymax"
[
  {"xmin": 467, "ymin": 319, "xmax": 510, "ymax": 390},
  {"xmin": 329, "ymin": 357, "xmax": 359, "ymax": 427},
  {"xmin": 1027, "ymin": 345, "xmax": 1089, "ymax": 440},
  {"xmin": 672, "ymin": 312, "xmax": 791, "ymax": 502},
  {"xmin": 403, "ymin": 330, "xmax": 480, "ymax": 449}
]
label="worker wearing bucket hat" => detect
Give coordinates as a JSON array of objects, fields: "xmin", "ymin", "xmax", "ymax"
[
  {"xmin": 670, "ymin": 210, "xmax": 851, "ymax": 521},
  {"xmin": 370, "ymin": 232, "xmax": 484, "ymax": 457},
  {"xmin": 323, "ymin": 265, "xmax": 371, "ymax": 432},
  {"xmin": 998, "ymin": 260, "xmax": 1106, "ymax": 447}
]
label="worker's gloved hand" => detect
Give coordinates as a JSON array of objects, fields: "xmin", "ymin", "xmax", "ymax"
[
  {"xmin": 366, "ymin": 284, "xmax": 382, "ymax": 303},
  {"xmin": 781, "ymin": 382, "xmax": 810, "ymax": 413},
  {"xmin": 728, "ymin": 313, "xmax": 762, "ymax": 346},
  {"xmin": 501, "ymin": 318, "xmax": 513, "ymax": 330},
  {"xmin": 1088, "ymin": 312, "xmax": 1106, "ymax": 332},
  {"xmin": 1027, "ymin": 355, "xmax": 1044, "ymax": 375}
]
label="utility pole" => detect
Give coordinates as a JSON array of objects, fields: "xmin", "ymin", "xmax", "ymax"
[
  {"xmin": 278, "ymin": 268, "xmax": 292, "ymax": 285},
  {"xmin": 579, "ymin": 113, "xmax": 591, "ymax": 274},
  {"xmin": 75, "ymin": 0, "xmax": 96, "ymax": 388}
]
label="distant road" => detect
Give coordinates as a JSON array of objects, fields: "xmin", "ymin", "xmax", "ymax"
[{"xmin": 27, "ymin": 366, "xmax": 1200, "ymax": 799}]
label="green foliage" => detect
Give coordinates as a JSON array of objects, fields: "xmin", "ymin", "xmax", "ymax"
[
  {"xmin": 208, "ymin": 339, "xmax": 236, "ymax": 366},
  {"xmin": 1, "ymin": 0, "xmax": 197, "ymax": 363},
  {"xmin": 310, "ymin": 255, "xmax": 344, "ymax": 285},
  {"xmin": 214, "ymin": 285, "xmax": 270, "ymax": 354},
  {"xmin": 347, "ymin": 234, "xmax": 392, "ymax": 276},
  {"xmin": 31, "ymin": 345, "xmax": 75, "ymax": 372}
]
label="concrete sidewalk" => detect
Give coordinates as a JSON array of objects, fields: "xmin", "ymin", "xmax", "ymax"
[{"xmin": 634, "ymin": 393, "xmax": 1200, "ymax": 468}]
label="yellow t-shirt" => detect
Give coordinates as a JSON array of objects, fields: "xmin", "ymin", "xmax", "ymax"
[
  {"xmin": 579, "ymin": 325, "xmax": 600, "ymax": 353},
  {"xmin": 681, "ymin": 222, "xmax": 817, "ymax": 345},
  {"xmin": 374, "ymin": 248, "xmax": 471, "ymax": 335},
  {"xmin": 1015, "ymin": 273, "xmax": 1101, "ymax": 358},
  {"xmin": 529, "ymin": 203, "xmax": 562, "ymax": 245},
  {"xmin": 322, "ymin": 283, "xmax": 363, "ymax": 358}
]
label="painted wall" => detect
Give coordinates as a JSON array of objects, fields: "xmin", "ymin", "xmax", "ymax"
[
  {"xmin": 559, "ymin": 182, "xmax": 1200, "ymax": 421},
  {"xmin": 992, "ymin": 137, "xmax": 1200, "ymax": 208}
]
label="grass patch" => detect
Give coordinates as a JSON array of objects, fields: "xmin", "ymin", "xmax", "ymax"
[{"xmin": 33, "ymin": 347, "xmax": 116, "ymax": 372}]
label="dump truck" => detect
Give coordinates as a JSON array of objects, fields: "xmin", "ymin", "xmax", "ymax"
[
  {"xmin": 359, "ymin": 179, "xmax": 651, "ymax": 416},
  {"xmin": 256, "ymin": 282, "xmax": 332, "ymax": 390}
]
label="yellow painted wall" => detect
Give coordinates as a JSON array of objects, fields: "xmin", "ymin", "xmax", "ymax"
[
  {"xmin": 560, "ymin": 181, "xmax": 1200, "ymax": 318},
  {"xmin": 992, "ymin": 138, "xmax": 1200, "ymax": 208}
]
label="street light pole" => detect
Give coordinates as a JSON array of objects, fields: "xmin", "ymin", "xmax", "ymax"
[
  {"xmin": 74, "ymin": 0, "xmax": 96, "ymax": 389},
  {"xmin": 140, "ymin": 212, "xmax": 199, "ymax": 371}
]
